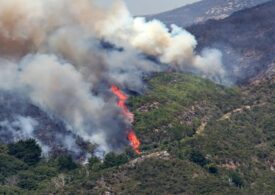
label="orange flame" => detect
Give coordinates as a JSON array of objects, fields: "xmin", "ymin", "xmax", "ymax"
[
  {"xmin": 111, "ymin": 84, "xmax": 141, "ymax": 154},
  {"xmin": 111, "ymin": 85, "xmax": 134, "ymax": 123},
  {"xmin": 128, "ymin": 130, "xmax": 141, "ymax": 154}
]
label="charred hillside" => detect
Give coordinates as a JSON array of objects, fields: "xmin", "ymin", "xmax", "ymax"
[{"xmin": 187, "ymin": 0, "xmax": 275, "ymax": 84}]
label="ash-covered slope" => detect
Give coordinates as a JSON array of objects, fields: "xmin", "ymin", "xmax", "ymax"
[
  {"xmin": 147, "ymin": 0, "xmax": 270, "ymax": 27},
  {"xmin": 187, "ymin": 0, "xmax": 275, "ymax": 84}
]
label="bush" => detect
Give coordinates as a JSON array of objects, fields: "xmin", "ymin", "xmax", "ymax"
[
  {"xmin": 0, "ymin": 154, "xmax": 27, "ymax": 183},
  {"xmin": 58, "ymin": 155, "xmax": 77, "ymax": 171},
  {"xmin": 104, "ymin": 152, "xmax": 129, "ymax": 168},
  {"xmin": 0, "ymin": 186, "xmax": 24, "ymax": 194},
  {"xmin": 206, "ymin": 163, "xmax": 218, "ymax": 174},
  {"xmin": 0, "ymin": 144, "xmax": 7, "ymax": 153},
  {"xmin": 229, "ymin": 172, "xmax": 244, "ymax": 188},
  {"xmin": 17, "ymin": 179, "xmax": 37, "ymax": 190},
  {"xmin": 188, "ymin": 150, "xmax": 209, "ymax": 167},
  {"xmin": 32, "ymin": 165, "xmax": 58, "ymax": 180},
  {"xmin": 8, "ymin": 139, "xmax": 42, "ymax": 166},
  {"xmin": 88, "ymin": 156, "xmax": 102, "ymax": 171},
  {"xmin": 125, "ymin": 147, "xmax": 138, "ymax": 159},
  {"xmin": 17, "ymin": 171, "xmax": 38, "ymax": 190}
]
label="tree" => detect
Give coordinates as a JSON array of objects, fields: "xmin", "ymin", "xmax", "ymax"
[
  {"xmin": 8, "ymin": 139, "xmax": 42, "ymax": 166},
  {"xmin": 58, "ymin": 155, "xmax": 77, "ymax": 171}
]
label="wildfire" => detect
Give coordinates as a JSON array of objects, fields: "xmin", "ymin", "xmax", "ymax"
[
  {"xmin": 111, "ymin": 84, "xmax": 141, "ymax": 154},
  {"xmin": 111, "ymin": 85, "xmax": 134, "ymax": 123},
  {"xmin": 128, "ymin": 130, "xmax": 141, "ymax": 154}
]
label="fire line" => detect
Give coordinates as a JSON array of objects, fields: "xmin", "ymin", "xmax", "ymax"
[{"xmin": 111, "ymin": 85, "xmax": 141, "ymax": 154}]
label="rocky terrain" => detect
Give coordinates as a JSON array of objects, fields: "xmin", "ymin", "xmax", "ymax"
[
  {"xmin": 187, "ymin": 0, "xmax": 275, "ymax": 84},
  {"xmin": 148, "ymin": 0, "xmax": 271, "ymax": 27}
]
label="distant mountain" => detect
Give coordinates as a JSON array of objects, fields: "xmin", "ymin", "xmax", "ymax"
[
  {"xmin": 187, "ymin": 0, "xmax": 275, "ymax": 84},
  {"xmin": 147, "ymin": 0, "xmax": 271, "ymax": 27}
]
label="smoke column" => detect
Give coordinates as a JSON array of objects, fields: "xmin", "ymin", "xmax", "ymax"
[{"xmin": 0, "ymin": 0, "xmax": 226, "ymax": 155}]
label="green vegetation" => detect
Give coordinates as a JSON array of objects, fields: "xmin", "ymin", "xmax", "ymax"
[
  {"xmin": 0, "ymin": 154, "xmax": 27, "ymax": 183},
  {"xmin": 229, "ymin": 171, "xmax": 245, "ymax": 188},
  {"xmin": 8, "ymin": 139, "xmax": 42, "ymax": 166},
  {"xmin": 129, "ymin": 73, "xmax": 241, "ymax": 150},
  {"xmin": 103, "ymin": 152, "xmax": 129, "ymax": 168},
  {"xmin": 57, "ymin": 155, "xmax": 77, "ymax": 171},
  {"xmin": 188, "ymin": 149, "xmax": 209, "ymax": 167},
  {"xmin": 0, "ymin": 73, "xmax": 274, "ymax": 194}
]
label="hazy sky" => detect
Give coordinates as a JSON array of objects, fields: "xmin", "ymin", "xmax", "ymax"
[{"xmin": 97, "ymin": 0, "xmax": 201, "ymax": 15}]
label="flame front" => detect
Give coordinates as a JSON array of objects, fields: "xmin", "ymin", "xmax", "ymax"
[
  {"xmin": 128, "ymin": 130, "xmax": 141, "ymax": 154},
  {"xmin": 111, "ymin": 85, "xmax": 134, "ymax": 123},
  {"xmin": 111, "ymin": 85, "xmax": 141, "ymax": 154}
]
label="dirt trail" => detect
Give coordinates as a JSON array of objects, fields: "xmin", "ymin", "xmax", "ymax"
[
  {"xmin": 196, "ymin": 103, "xmax": 266, "ymax": 135},
  {"xmin": 219, "ymin": 105, "xmax": 252, "ymax": 121},
  {"xmin": 219, "ymin": 103, "xmax": 266, "ymax": 121},
  {"xmin": 196, "ymin": 120, "xmax": 208, "ymax": 135}
]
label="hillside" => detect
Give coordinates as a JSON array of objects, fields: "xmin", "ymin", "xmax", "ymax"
[
  {"xmin": 0, "ymin": 0, "xmax": 274, "ymax": 194},
  {"xmin": 1, "ymin": 1, "xmax": 273, "ymax": 157},
  {"xmin": 186, "ymin": 0, "xmax": 275, "ymax": 84},
  {"xmin": 0, "ymin": 73, "xmax": 274, "ymax": 194},
  {"xmin": 147, "ymin": 0, "xmax": 270, "ymax": 27},
  {"xmin": 0, "ymin": 93, "xmax": 88, "ymax": 158}
]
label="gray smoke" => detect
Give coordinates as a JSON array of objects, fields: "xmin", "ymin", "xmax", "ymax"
[
  {"xmin": 0, "ymin": 0, "xmax": 227, "ymax": 155},
  {"xmin": 0, "ymin": 115, "xmax": 50, "ymax": 155}
]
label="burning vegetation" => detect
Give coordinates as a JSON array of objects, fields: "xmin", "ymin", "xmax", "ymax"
[
  {"xmin": 111, "ymin": 85, "xmax": 141, "ymax": 154},
  {"xmin": 0, "ymin": 0, "xmax": 226, "ymax": 156},
  {"xmin": 0, "ymin": 0, "xmax": 274, "ymax": 194}
]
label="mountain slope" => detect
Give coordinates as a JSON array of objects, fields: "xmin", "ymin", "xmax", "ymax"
[
  {"xmin": 0, "ymin": 92, "xmax": 87, "ymax": 157},
  {"xmin": 71, "ymin": 73, "xmax": 275, "ymax": 194},
  {"xmin": 187, "ymin": 0, "xmax": 275, "ymax": 84},
  {"xmin": 147, "ymin": 0, "xmax": 271, "ymax": 27},
  {"xmin": 0, "ymin": 1, "xmax": 275, "ymax": 194},
  {"xmin": 1, "ymin": 73, "xmax": 274, "ymax": 194}
]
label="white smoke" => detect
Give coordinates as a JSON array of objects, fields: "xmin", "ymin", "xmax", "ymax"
[
  {"xmin": 0, "ymin": 0, "xmax": 227, "ymax": 154},
  {"xmin": 0, "ymin": 115, "xmax": 50, "ymax": 155},
  {"xmin": 0, "ymin": 116, "xmax": 38, "ymax": 140}
]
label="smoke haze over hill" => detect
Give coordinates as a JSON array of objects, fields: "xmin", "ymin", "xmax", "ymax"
[{"xmin": 0, "ymin": 0, "xmax": 226, "ymax": 156}]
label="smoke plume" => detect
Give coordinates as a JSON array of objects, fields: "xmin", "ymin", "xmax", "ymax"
[
  {"xmin": 0, "ymin": 115, "xmax": 51, "ymax": 155},
  {"xmin": 0, "ymin": 0, "xmax": 226, "ymax": 155}
]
